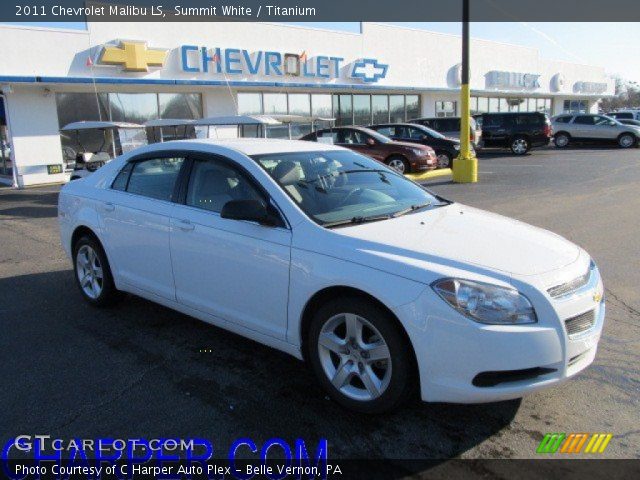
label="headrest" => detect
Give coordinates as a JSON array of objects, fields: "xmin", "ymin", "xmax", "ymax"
[{"xmin": 273, "ymin": 161, "xmax": 302, "ymax": 185}]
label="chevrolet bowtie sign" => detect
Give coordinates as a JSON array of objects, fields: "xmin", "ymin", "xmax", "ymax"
[{"xmin": 98, "ymin": 41, "xmax": 168, "ymax": 72}]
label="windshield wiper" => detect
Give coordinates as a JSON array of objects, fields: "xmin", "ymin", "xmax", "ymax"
[
  {"xmin": 323, "ymin": 214, "xmax": 392, "ymax": 228},
  {"xmin": 391, "ymin": 202, "xmax": 432, "ymax": 218}
]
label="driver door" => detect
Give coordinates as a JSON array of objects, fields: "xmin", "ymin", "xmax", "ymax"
[{"xmin": 169, "ymin": 154, "xmax": 292, "ymax": 340}]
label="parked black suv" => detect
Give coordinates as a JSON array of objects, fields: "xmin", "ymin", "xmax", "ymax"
[
  {"xmin": 368, "ymin": 123, "xmax": 463, "ymax": 168},
  {"xmin": 474, "ymin": 112, "xmax": 552, "ymax": 154}
]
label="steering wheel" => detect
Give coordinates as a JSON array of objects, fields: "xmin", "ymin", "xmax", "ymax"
[{"xmin": 337, "ymin": 187, "xmax": 364, "ymax": 207}]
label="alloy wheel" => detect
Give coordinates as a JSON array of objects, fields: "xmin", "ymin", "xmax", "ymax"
[
  {"xmin": 512, "ymin": 138, "xmax": 528, "ymax": 154},
  {"xmin": 317, "ymin": 313, "xmax": 392, "ymax": 401},
  {"xmin": 388, "ymin": 158, "xmax": 406, "ymax": 174},
  {"xmin": 620, "ymin": 134, "xmax": 634, "ymax": 148},
  {"xmin": 76, "ymin": 245, "xmax": 104, "ymax": 299},
  {"xmin": 555, "ymin": 135, "xmax": 569, "ymax": 147}
]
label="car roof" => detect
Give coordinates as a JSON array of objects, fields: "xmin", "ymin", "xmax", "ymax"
[{"xmin": 144, "ymin": 137, "xmax": 345, "ymax": 156}]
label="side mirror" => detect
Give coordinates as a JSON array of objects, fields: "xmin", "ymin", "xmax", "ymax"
[
  {"xmin": 366, "ymin": 138, "xmax": 376, "ymax": 146},
  {"xmin": 220, "ymin": 199, "xmax": 278, "ymax": 227}
]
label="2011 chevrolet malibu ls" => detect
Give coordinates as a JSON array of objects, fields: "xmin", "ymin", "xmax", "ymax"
[{"xmin": 58, "ymin": 138, "xmax": 605, "ymax": 414}]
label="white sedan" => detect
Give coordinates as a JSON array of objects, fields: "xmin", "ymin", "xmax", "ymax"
[{"xmin": 58, "ymin": 138, "xmax": 605, "ymax": 413}]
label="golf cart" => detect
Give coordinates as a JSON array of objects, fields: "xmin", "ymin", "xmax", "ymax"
[
  {"xmin": 60, "ymin": 121, "xmax": 147, "ymax": 180},
  {"xmin": 259, "ymin": 114, "xmax": 336, "ymax": 139},
  {"xmin": 144, "ymin": 118, "xmax": 196, "ymax": 143},
  {"xmin": 192, "ymin": 115, "xmax": 280, "ymax": 139}
]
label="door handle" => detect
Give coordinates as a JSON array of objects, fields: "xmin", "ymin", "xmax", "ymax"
[
  {"xmin": 177, "ymin": 219, "xmax": 195, "ymax": 232},
  {"xmin": 103, "ymin": 202, "xmax": 115, "ymax": 212}
]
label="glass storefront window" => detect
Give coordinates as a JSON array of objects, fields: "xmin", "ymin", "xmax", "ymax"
[
  {"xmin": 311, "ymin": 94, "xmax": 333, "ymax": 118},
  {"xmin": 288, "ymin": 94, "xmax": 311, "ymax": 116},
  {"xmin": 435, "ymin": 101, "xmax": 457, "ymax": 117},
  {"xmin": 353, "ymin": 95, "xmax": 372, "ymax": 126},
  {"xmin": 406, "ymin": 95, "xmax": 420, "ymax": 120},
  {"xmin": 372, "ymin": 95, "xmax": 389, "ymax": 123},
  {"xmin": 389, "ymin": 95, "xmax": 405, "ymax": 123},
  {"xmin": 263, "ymin": 93, "xmax": 288, "ymax": 115},
  {"xmin": 336, "ymin": 94, "xmax": 353, "ymax": 126},
  {"xmin": 498, "ymin": 98, "xmax": 509, "ymax": 113},
  {"xmin": 108, "ymin": 93, "xmax": 158, "ymax": 123},
  {"xmin": 237, "ymin": 93, "xmax": 262, "ymax": 115},
  {"xmin": 158, "ymin": 93, "xmax": 202, "ymax": 119},
  {"xmin": 488, "ymin": 97, "xmax": 500, "ymax": 112},
  {"xmin": 476, "ymin": 97, "xmax": 489, "ymax": 113}
]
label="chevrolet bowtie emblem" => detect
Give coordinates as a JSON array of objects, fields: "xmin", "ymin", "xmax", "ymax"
[
  {"xmin": 98, "ymin": 41, "xmax": 168, "ymax": 72},
  {"xmin": 593, "ymin": 291, "xmax": 603, "ymax": 303}
]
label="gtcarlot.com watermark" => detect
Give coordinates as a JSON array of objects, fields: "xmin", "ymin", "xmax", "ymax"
[{"xmin": 2, "ymin": 435, "xmax": 340, "ymax": 479}]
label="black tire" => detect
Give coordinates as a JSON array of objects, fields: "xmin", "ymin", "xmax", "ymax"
[
  {"xmin": 306, "ymin": 296, "xmax": 416, "ymax": 414},
  {"xmin": 72, "ymin": 234, "xmax": 119, "ymax": 307},
  {"xmin": 510, "ymin": 136, "xmax": 530, "ymax": 155},
  {"xmin": 618, "ymin": 133, "xmax": 636, "ymax": 149},
  {"xmin": 386, "ymin": 155, "xmax": 410, "ymax": 174},
  {"xmin": 554, "ymin": 132, "xmax": 570, "ymax": 148},
  {"xmin": 435, "ymin": 151, "xmax": 453, "ymax": 169}
]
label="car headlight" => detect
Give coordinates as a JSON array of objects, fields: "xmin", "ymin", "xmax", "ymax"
[
  {"xmin": 412, "ymin": 148, "xmax": 427, "ymax": 156},
  {"xmin": 432, "ymin": 278, "xmax": 537, "ymax": 325},
  {"xmin": 453, "ymin": 144, "xmax": 460, "ymax": 150}
]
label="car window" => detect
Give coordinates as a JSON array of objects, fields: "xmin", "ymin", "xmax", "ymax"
[
  {"xmin": 612, "ymin": 112, "xmax": 633, "ymax": 119},
  {"xmin": 252, "ymin": 149, "xmax": 442, "ymax": 226},
  {"xmin": 574, "ymin": 116, "xmax": 596, "ymax": 125},
  {"xmin": 437, "ymin": 119, "xmax": 458, "ymax": 131},
  {"xmin": 111, "ymin": 162, "xmax": 133, "ymax": 191},
  {"xmin": 339, "ymin": 129, "xmax": 368, "ymax": 145},
  {"xmin": 317, "ymin": 130, "xmax": 339, "ymax": 143},
  {"xmin": 125, "ymin": 157, "xmax": 185, "ymax": 201},
  {"xmin": 554, "ymin": 116, "xmax": 572, "ymax": 124},
  {"xmin": 594, "ymin": 116, "xmax": 613, "ymax": 126},
  {"xmin": 407, "ymin": 127, "xmax": 429, "ymax": 140},
  {"xmin": 373, "ymin": 126, "xmax": 397, "ymax": 137},
  {"xmin": 186, "ymin": 158, "xmax": 264, "ymax": 213}
]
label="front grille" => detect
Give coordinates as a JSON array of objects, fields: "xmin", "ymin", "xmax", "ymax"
[
  {"xmin": 565, "ymin": 310, "xmax": 595, "ymax": 336},
  {"xmin": 547, "ymin": 267, "xmax": 591, "ymax": 298}
]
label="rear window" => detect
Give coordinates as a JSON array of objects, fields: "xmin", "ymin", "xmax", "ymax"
[{"xmin": 125, "ymin": 157, "xmax": 185, "ymax": 201}]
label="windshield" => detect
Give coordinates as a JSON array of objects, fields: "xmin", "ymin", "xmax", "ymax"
[{"xmin": 252, "ymin": 150, "xmax": 445, "ymax": 227}]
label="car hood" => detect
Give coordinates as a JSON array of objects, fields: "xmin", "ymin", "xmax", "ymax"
[{"xmin": 330, "ymin": 204, "xmax": 580, "ymax": 278}]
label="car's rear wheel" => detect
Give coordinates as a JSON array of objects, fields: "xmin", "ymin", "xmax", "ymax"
[
  {"xmin": 510, "ymin": 136, "xmax": 530, "ymax": 155},
  {"xmin": 307, "ymin": 297, "xmax": 415, "ymax": 414},
  {"xmin": 554, "ymin": 132, "xmax": 570, "ymax": 148},
  {"xmin": 618, "ymin": 133, "xmax": 636, "ymax": 148},
  {"xmin": 435, "ymin": 151, "xmax": 453, "ymax": 169},
  {"xmin": 386, "ymin": 156, "xmax": 410, "ymax": 174},
  {"xmin": 73, "ymin": 235, "xmax": 118, "ymax": 307}
]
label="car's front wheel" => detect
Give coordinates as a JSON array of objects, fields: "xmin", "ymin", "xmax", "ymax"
[
  {"xmin": 618, "ymin": 133, "xmax": 636, "ymax": 148},
  {"xmin": 510, "ymin": 136, "xmax": 530, "ymax": 155},
  {"xmin": 307, "ymin": 296, "xmax": 415, "ymax": 414},
  {"xmin": 73, "ymin": 234, "xmax": 118, "ymax": 307},
  {"xmin": 386, "ymin": 156, "xmax": 410, "ymax": 174}
]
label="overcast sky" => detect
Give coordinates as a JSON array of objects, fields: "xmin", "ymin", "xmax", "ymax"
[{"xmin": 7, "ymin": 21, "xmax": 639, "ymax": 82}]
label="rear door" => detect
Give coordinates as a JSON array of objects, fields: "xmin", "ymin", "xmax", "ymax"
[
  {"xmin": 572, "ymin": 115, "xmax": 597, "ymax": 139},
  {"xmin": 102, "ymin": 153, "xmax": 186, "ymax": 300},
  {"xmin": 481, "ymin": 114, "xmax": 508, "ymax": 147}
]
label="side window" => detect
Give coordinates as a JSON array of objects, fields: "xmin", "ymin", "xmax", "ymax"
[
  {"xmin": 594, "ymin": 116, "xmax": 612, "ymax": 126},
  {"xmin": 126, "ymin": 157, "xmax": 185, "ymax": 201},
  {"xmin": 317, "ymin": 130, "xmax": 339, "ymax": 143},
  {"xmin": 574, "ymin": 116, "xmax": 595, "ymax": 125},
  {"xmin": 375, "ymin": 126, "xmax": 395, "ymax": 137},
  {"xmin": 111, "ymin": 162, "xmax": 133, "ymax": 191},
  {"xmin": 340, "ymin": 129, "xmax": 366, "ymax": 145},
  {"xmin": 482, "ymin": 115, "xmax": 504, "ymax": 128},
  {"xmin": 186, "ymin": 159, "xmax": 263, "ymax": 213},
  {"xmin": 554, "ymin": 116, "xmax": 571, "ymax": 124},
  {"xmin": 407, "ymin": 127, "xmax": 427, "ymax": 140}
]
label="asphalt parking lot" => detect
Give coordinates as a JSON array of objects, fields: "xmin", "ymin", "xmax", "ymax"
[{"xmin": 1, "ymin": 146, "xmax": 638, "ymax": 465}]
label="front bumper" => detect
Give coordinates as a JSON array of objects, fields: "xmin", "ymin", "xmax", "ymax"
[{"xmin": 393, "ymin": 262, "xmax": 605, "ymax": 403}]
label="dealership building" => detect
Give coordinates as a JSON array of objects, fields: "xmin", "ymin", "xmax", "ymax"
[{"xmin": 0, "ymin": 21, "xmax": 614, "ymax": 187}]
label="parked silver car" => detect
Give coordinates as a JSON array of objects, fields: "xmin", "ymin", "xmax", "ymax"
[{"xmin": 552, "ymin": 114, "xmax": 640, "ymax": 148}]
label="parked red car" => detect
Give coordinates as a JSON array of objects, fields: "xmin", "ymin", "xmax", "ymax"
[{"xmin": 300, "ymin": 126, "xmax": 436, "ymax": 174}]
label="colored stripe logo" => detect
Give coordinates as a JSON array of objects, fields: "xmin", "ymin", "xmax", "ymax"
[{"xmin": 537, "ymin": 433, "xmax": 612, "ymax": 454}]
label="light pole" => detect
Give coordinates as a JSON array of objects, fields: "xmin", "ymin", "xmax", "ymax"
[{"xmin": 453, "ymin": 0, "xmax": 478, "ymax": 183}]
